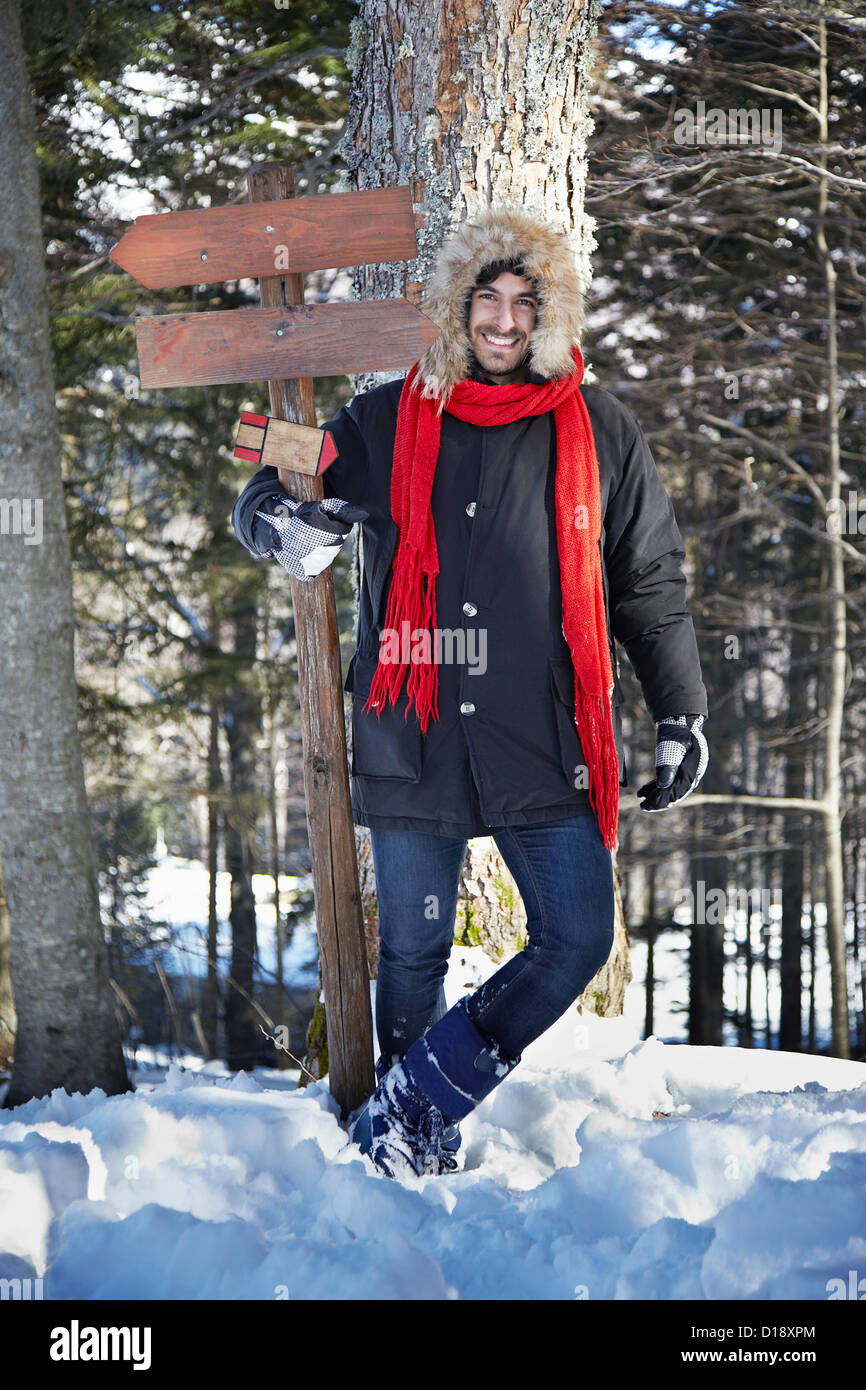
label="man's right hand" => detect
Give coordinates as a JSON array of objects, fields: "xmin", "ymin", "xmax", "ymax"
[{"xmin": 253, "ymin": 492, "xmax": 369, "ymax": 580}]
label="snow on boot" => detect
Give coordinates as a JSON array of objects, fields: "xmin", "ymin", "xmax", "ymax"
[
  {"xmin": 360, "ymin": 998, "xmax": 521, "ymax": 1179},
  {"xmin": 357, "ymin": 1061, "xmax": 446, "ymax": 1178},
  {"xmin": 350, "ymin": 1053, "xmax": 463, "ymax": 1172},
  {"xmin": 347, "ymin": 1054, "xmax": 389, "ymax": 1159},
  {"xmin": 439, "ymin": 1123, "xmax": 462, "ymax": 1171}
]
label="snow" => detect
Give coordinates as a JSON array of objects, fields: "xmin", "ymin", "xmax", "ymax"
[
  {"xmin": 118, "ymin": 853, "xmax": 319, "ymax": 988},
  {"xmin": 1, "ymin": 945, "xmax": 863, "ymax": 1301}
]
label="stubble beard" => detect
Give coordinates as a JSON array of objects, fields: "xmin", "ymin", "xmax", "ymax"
[{"xmin": 470, "ymin": 328, "xmax": 531, "ymax": 381}]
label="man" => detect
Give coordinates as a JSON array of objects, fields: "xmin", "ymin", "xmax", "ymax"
[{"xmin": 231, "ymin": 206, "xmax": 709, "ymax": 1180}]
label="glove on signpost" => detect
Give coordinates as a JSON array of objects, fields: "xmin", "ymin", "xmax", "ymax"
[
  {"xmin": 638, "ymin": 713, "xmax": 709, "ymax": 812},
  {"xmin": 253, "ymin": 492, "xmax": 368, "ymax": 581}
]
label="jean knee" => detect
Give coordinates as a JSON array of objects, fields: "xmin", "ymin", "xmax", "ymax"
[
  {"xmin": 378, "ymin": 932, "xmax": 452, "ymax": 975},
  {"xmin": 554, "ymin": 902, "xmax": 616, "ymax": 997}
]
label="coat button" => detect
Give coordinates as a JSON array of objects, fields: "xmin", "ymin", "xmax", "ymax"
[
  {"xmin": 460, "ymin": 702, "xmax": 476, "ymax": 715},
  {"xmin": 462, "ymin": 601, "xmax": 478, "ymax": 616},
  {"xmin": 466, "ymin": 500, "xmax": 476, "ymax": 517}
]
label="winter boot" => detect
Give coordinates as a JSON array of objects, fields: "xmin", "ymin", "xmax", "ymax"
[
  {"xmin": 352, "ymin": 997, "xmax": 521, "ymax": 1179},
  {"xmin": 347, "ymin": 1054, "xmax": 389, "ymax": 1159},
  {"xmin": 439, "ymin": 1122, "xmax": 463, "ymax": 1170},
  {"xmin": 349, "ymin": 1053, "xmax": 464, "ymax": 1169}
]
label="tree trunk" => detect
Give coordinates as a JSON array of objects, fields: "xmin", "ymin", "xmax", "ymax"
[
  {"xmin": 689, "ymin": 801, "xmax": 725, "ymax": 1046},
  {"xmin": 0, "ymin": 0, "xmax": 130, "ymax": 1106},
  {"xmin": 779, "ymin": 619, "xmax": 810, "ymax": 1051},
  {"xmin": 262, "ymin": 581, "xmax": 291, "ymax": 1066},
  {"xmin": 815, "ymin": 16, "xmax": 850, "ymax": 1058},
  {"xmin": 224, "ymin": 600, "xmax": 262, "ymax": 1071},
  {"xmin": 341, "ymin": 0, "xmax": 625, "ymax": 1015},
  {"xmin": 202, "ymin": 696, "xmax": 222, "ymax": 1060},
  {"xmin": 644, "ymin": 862, "xmax": 656, "ymax": 1040},
  {"xmin": 0, "ymin": 858, "xmax": 16, "ymax": 1071}
]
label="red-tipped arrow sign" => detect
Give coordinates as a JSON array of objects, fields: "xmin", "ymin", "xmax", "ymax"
[
  {"xmin": 234, "ymin": 412, "xmax": 338, "ymax": 477},
  {"xmin": 109, "ymin": 186, "xmax": 418, "ymax": 289},
  {"xmin": 136, "ymin": 299, "xmax": 439, "ymax": 389}
]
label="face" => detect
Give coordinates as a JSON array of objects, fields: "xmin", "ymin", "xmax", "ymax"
[{"xmin": 467, "ymin": 272, "xmax": 538, "ymax": 383}]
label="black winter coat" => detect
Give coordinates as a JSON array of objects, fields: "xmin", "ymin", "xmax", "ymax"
[{"xmin": 231, "ymin": 375, "xmax": 708, "ymax": 839}]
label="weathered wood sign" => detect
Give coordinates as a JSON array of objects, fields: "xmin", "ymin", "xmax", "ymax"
[
  {"xmin": 109, "ymin": 187, "xmax": 419, "ymax": 288},
  {"xmin": 109, "ymin": 173, "xmax": 439, "ymax": 1120},
  {"xmin": 136, "ymin": 300, "xmax": 438, "ymax": 388}
]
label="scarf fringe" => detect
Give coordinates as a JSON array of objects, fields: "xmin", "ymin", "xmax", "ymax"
[
  {"xmin": 362, "ymin": 544, "xmax": 440, "ymax": 734},
  {"xmin": 576, "ymin": 678, "xmax": 620, "ymax": 853}
]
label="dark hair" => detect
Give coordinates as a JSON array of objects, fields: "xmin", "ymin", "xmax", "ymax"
[{"xmin": 462, "ymin": 257, "xmax": 543, "ymax": 327}]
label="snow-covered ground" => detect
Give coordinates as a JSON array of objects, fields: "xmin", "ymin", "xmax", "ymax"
[{"xmin": 1, "ymin": 946, "xmax": 863, "ymax": 1301}]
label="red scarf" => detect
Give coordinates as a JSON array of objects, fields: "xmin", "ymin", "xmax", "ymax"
[{"xmin": 362, "ymin": 344, "xmax": 619, "ymax": 852}]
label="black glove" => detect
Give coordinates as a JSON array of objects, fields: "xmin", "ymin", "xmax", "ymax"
[
  {"xmin": 253, "ymin": 492, "xmax": 368, "ymax": 580},
  {"xmin": 638, "ymin": 713, "xmax": 709, "ymax": 812}
]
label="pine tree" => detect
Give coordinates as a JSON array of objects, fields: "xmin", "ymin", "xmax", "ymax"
[{"xmin": 0, "ymin": 0, "xmax": 131, "ymax": 1105}]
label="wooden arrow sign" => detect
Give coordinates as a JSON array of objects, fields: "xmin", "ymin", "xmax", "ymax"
[
  {"xmin": 109, "ymin": 187, "xmax": 418, "ymax": 289},
  {"xmin": 234, "ymin": 412, "xmax": 338, "ymax": 477},
  {"xmin": 136, "ymin": 300, "xmax": 439, "ymax": 388}
]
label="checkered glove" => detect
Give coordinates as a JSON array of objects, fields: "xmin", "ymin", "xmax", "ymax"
[
  {"xmin": 253, "ymin": 492, "xmax": 368, "ymax": 581},
  {"xmin": 638, "ymin": 714, "xmax": 709, "ymax": 812}
]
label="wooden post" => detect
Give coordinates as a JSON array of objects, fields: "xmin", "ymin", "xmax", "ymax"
[{"xmin": 246, "ymin": 162, "xmax": 375, "ymax": 1119}]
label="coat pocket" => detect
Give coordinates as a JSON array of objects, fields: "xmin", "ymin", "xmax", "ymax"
[
  {"xmin": 349, "ymin": 653, "xmax": 423, "ymax": 782},
  {"xmin": 548, "ymin": 657, "xmax": 628, "ymax": 790}
]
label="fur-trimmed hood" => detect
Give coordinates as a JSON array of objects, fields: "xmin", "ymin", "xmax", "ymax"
[{"xmin": 412, "ymin": 205, "xmax": 585, "ymax": 410}]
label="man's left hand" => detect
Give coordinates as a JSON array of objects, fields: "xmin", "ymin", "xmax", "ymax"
[{"xmin": 638, "ymin": 714, "xmax": 709, "ymax": 812}]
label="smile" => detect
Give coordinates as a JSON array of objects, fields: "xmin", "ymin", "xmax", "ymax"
[{"xmin": 481, "ymin": 333, "xmax": 520, "ymax": 348}]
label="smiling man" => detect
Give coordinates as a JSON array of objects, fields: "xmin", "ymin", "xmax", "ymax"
[
  {"xmin": 231, "ymin": 205, "xmax": 709, "ymax": 1179},
  {"xmin": 466, "ymin": 271, "xmax": 538, "ymax": 382}
]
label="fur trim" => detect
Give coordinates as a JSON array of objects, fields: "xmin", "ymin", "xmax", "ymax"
[{"xmin": 412, "ymin": 204, "xmax": 585, "ymax": 411}]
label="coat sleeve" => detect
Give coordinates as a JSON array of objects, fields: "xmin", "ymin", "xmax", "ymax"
[
  {"xmin": 229, "ymin": 397, "xmax": 371, "ymax": 558},
  {"xmin": 603, "ymin": 413, "xmax": 708, "ymax": 723}
]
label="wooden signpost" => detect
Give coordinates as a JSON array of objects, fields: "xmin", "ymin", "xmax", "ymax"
[{"xmin": 110, "ymin": 169, "xmax": 439, "ymax": 1118}]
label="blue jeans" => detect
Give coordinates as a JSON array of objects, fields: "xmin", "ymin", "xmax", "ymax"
[{"xmin": 369, "ymin": 815, "xmax": 615, "ymax": 1068}]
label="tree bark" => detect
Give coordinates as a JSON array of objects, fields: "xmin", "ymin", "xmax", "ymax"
[
  {"xmin": 0, "ymin": 0, "xmax": 130, "ymax": 1106},
  {"xmin": 0, "ymin": 859, "xmax": 16, "ymax": 1071}
]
